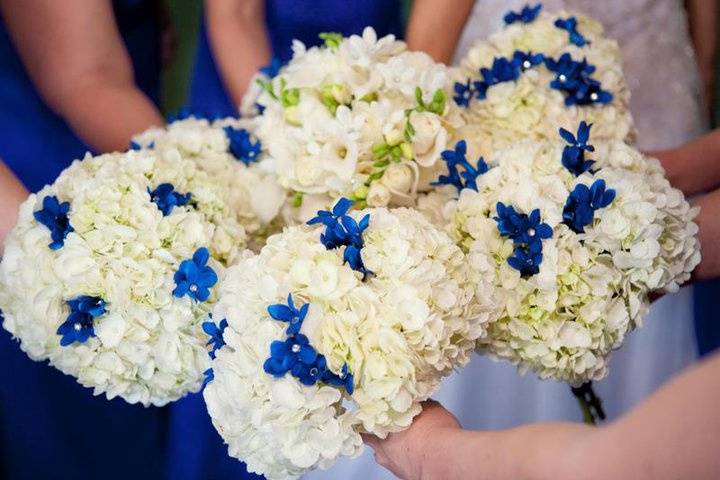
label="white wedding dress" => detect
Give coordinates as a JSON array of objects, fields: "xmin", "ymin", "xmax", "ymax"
[{"xmin": 306, "ymin": 1, "xmax": 706, "ymax": 478}]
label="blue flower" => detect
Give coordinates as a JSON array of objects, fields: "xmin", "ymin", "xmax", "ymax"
[
  {"xmin": 512, "ymin": 50, "xmax": 545, "ymax": 71},
  {"xmin": 433, "ymin": 140, "xmax": 489, "ymax": 191},
  {"xmin": 563, "ymin": 179, "xmax": 616, "ymax": 233},
  {"xmin": 307, "ymin": 197, "xmax": 355, "ymax": 249},
  {"xmin": 255, "ymin": 102, "xmax": 266, "ymax": 115},
  {"xmin": 129, "ymin": 140, "xmax": 142, "ymax": 151},
  {"xmin": 495, "ymin": 203, "xmax": 552, "ymax": 277},
  {"xmin": 554, "ymin": 17, "xmax": 589, "ymax": 47},
  {"xmin": 263, "ymin": 334, "xmax": 318, "ymax": 379},
  {"xmin": 268, "ymin": 294, "xmax": 309, "ymax": 335},
  {"xmin": 481, "ymin": 57, "xmax": 521, "ymax": 84},
  {"xmin": 453, "ymin": 79, "xmax": 475, "ymax": 107},
  {"xmin": 202, "ymin": 317, "xmax": 228, "ymax": 359},
  {"xmin": 559, "ymin": 121, "xmax": 596, "ymax": 176},
  {"xmin": 292, "ymin": 354, "xmax": 328, "ymax": 386},
  {"xmin": 507, "ymin": 238, "xmax": 544, "ymax": 277},
  {"xmin": 203, "ymin": 368, "xmax": 214, "ymax": 386},
  {"xmin": 224, "ymin": 127, "xmax": 262, "ymax": 165},
  {"xmin": 504, "ymin": 4, "xmax": 542, "ymax": 24},
  {"xmin": 148, "ymin": 183, "xmax": 192, "ymax": 216},
  {"xmin": 260, "ymin": 57, "xmax": 282, "ymax": 78},
  {"xmin": 173, "ymin": 247, "xmax": 218, "ymax": 302},
  {"xmin": 307, "ymin": 198, "xmax": 372, "ymax": 278},
  {"xmin": 322, "ymin": 363, "xmax": 354, "ymax": 395},
  {"xmin": 545, "ymin": 54, "xmax": 613, "ymax": 106},
  {"xmin": 495, "ymin": 203, "xmax": 552, "ymax": 245},
  {"xmin": 33, "ymin": 196, "xmax": 73, "ymax": 250},
  {"xmin": 57, "ymin": 296, "xmax": 107, "ymax": 346}
]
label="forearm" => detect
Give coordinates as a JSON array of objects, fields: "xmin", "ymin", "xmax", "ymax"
[
  {"xmin": 59, "ymin": 78, "xmax": 163, "ymax": 152},
  {"xmin": 0, "ymin": 161, "xmax": 28, "ymax": 253},
  {"xmin": 687, "ymin": 0, "xmax": 717, "ymax": 94},
  {"xmin": 692, "ymin": 188, "xmax": 720, "ymax": 281},
  {"xmin": 425, "ymin": 353, "xmax": 720, "ymax": 480},
  {"xmin": 206, "ymin": 0, "xmax": 271, "ymax": 108},
  {"xmin": 406, "ymin": 0, "xmax": 475, "ymax": 63},
  {"xmin": 654, "ymin": 129, "xmax": 720, "ymax": 195},
  {"xmin": 419, "ymin": 419, "xmax": 593, "ymax": 480}
]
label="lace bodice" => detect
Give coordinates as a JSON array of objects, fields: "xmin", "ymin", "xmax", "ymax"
[{"xmin": 454, "ymin": 0, "xmax": 707, "ymax": 149}]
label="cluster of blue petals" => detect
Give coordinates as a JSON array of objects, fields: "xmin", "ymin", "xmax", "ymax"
[
  {"xmin": 57, "ymin": 296, "xmax": 107, "ymax": 346},
  {"xmin": 307, "ymin": 198, "xmax": 371, "ymax": 278},
  {"xmin": 504, "ymin": 4, "xmax": 543, "ymax": 24},
  {"xmin": 559, "ymin": 121, "xmax": 596, "ymax": 176},
  {"xmin": 148, "ymin": 183, "xmax": 192, "ymax": 216},
  {"xmin": 545, "ymin": 54, "xmax": 613, "ymax": 106},
  {"xmin": 563, "ymin": 179, "xmax": 616, "ymax": 234},
  {"xmin": 173, "ymin": 247, "xmax": 218, "ymax": 302},
  {"xmin": 263, "ymin": 294, "xmax": 354, "ymax": 393},
  {"xmin": 433, "ymin": 140, "xmax": 489, "ymax": 191},
  {"xmin": 34, "ymin": 196, "xmax": 74, "ymax": 250},
  {"xmin": 454, "ymin": 51, "xmax": 544, "ymax": 106},
  {"xmin": 554, "ymin": 16, "xmax": 588, "ymax": 47},
  {"xmin": 223, "ymin": 127, "xmax": 262, "ymax": 165},
  {"xmin": 495, "ymin": 203, "xmax": 553, "ymax": 277},
  {"xmin": 557, "ymin": 122, "xmax": 617, "ymax": 233}
]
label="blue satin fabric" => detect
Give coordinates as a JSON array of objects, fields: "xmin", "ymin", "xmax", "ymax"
[{"xmin": 0, "ymin": 2, "xmax": 166, "ymax": 479}]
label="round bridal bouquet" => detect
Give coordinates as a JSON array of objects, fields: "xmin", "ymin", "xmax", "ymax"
[
  {"xmin": 0, "ymin": 148, "xmax": 250, "ymax": 406},
  {"xmin": 453, "ymin": 4, "xmax": 633, "ymax": 159},
  {"xmin": 423, "ymin": 122, "xmax": 699, "ymax": 398},
  {"xmin": 203, "ymin": 199, "xmax": 488, "ymax": 479},
  {"xmin": 243, "ymin": 27, "xmax": 460, "ymax": 220}
]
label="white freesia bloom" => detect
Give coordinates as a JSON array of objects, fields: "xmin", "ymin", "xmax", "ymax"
[
  {"xmin": 0, "ymin": 149, "xmax": 251, "ymax": 406},
  {"xmin": 204, "ymin": 206, "xmax": 488, "ymax": 479},
  {"xmin": 438, "ymin": 138, "xmax": 699, "ymax": 385}
]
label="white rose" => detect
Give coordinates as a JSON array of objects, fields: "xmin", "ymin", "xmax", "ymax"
[
  {"xmin": 409, "ymin": 111, "xmax": 447, "ymax": 167},
  {"xmin": 366, "ymin": 183, "xmax": 391, "ymax": 207},
  {"xmin": 381, "ymin": 162, "xmax": 417, "ymax": 197}
]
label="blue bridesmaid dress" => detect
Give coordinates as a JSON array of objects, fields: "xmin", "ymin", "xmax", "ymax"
[
  {"xmin": 166, "ymin": 2, "xmax": 403, "ymax": 479},
  {"xmin": 188, "ymin": 0, "xmax": 404, "ymax": 117},
  {"xmin": 0, "ymin": 2, "xmax": 167, "ymax": 479}
]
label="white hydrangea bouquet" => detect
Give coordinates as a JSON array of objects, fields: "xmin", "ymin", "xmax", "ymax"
[
  {"xmin": 0, "ymin": 146, "xmax": 255, "ymax": 406},
  {"xmin": 202, "ymin": 198, "xmax": 489, "ymax": 479},
  {"xmin": 421, "ymin": 120, "xmax": 700, "ymax": 421},
  {"xmin": 453, "ymin": 3, "xmax": 634, "ymax": 159},
  {"xmin": 242, "ymin": 28, "xmax": 461, "ymax": 220},
  {"xmin": 131, "ymin": 113, "xmax": 287, "ymax": 249}
]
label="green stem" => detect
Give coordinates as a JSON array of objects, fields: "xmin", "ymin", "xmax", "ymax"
[{"xmin": 571, "ymin": 382, "xmax": 605, "ymax": 424}]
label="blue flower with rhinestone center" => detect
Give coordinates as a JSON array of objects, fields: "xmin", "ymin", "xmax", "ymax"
[
  {"xmin": 495, "ymin": 203, "xmax": 553, "ymax": 277},
  {"xmin": 57, "ymin": 296, "xmax": 107, "ymax": 346},
  {"xmin": 173, "ymin": 248, "xmax": 218, "ymax": 302},
  {"xmin": 224, "ymin": 127, "xmax": 262, "ymax": 165},
  {"xmin": 559, "ymin": 121, "xmax": 596, "ymax": 176}
]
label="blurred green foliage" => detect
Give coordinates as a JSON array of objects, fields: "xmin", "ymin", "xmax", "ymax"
[{"xmin": 160, "ymin": 0, "xmax": 203, "ymax": 114}]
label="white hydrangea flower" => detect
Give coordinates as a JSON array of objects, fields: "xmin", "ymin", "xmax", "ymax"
[
  {"xmin": 203, "ymin": 205, "xmax": 488, "ymax": 479},
  {"xmin": 0, "ymin": 149, "xmax": 248, "ymax": 406},
  {"xmin": 244, "ymin": 27, "xmax": 460, "ymax": 218},
  {"xmin": 453, "ymin": 9, "xmax": 634, "ymax": 159},
  {"xmin": 438, "ymin": 137, "xmax": 699, "ymax": 385}
]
